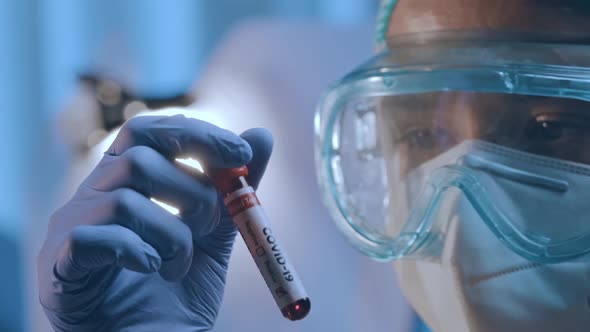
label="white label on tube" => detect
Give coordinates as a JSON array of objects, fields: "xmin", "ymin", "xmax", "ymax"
[{"xmin": 230, "ymin": 193, "xmax": 307, "ymax": 309}]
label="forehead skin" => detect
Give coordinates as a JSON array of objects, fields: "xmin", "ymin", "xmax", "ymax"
[{"xmin": 388, "ymin": 0, "xmax": 590, "ymax": 39}]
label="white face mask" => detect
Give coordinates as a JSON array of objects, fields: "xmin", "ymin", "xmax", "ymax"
[{"xmin": 391, "ymin": 141, "xmax": 590, "ymax": 332}]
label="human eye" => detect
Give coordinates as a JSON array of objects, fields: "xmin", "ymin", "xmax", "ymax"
[
  {"xmin": 388, "ymin": 124, "xmax": 457, "ymax": 173},
  {"xmin": 525, "ymin": 113, "xmax": 590, "ymax": 144},
  {"xmin": 395, "ymin": 125, "xmax": 455, "ymax": 151}
]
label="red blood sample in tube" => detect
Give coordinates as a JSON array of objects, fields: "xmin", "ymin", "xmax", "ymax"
[{"xmin": 209, "ymin": 166, "xmax": 310, "ymax": 321}]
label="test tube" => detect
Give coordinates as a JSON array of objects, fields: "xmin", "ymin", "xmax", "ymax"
[{"xmin": 209, "ymin": 166, "xmax": 311, "ymax": 321}]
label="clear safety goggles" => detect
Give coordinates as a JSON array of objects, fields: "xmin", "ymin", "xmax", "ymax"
[{"xmin": 315, "ymin": 37, "xmax": 590, "ymax": 263}]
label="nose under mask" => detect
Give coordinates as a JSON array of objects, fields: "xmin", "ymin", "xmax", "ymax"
[{"xmin": 388, "ymin": 140, "xmax": 590, "ymax": 263}]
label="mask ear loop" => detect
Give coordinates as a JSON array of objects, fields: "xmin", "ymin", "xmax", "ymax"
[{"xmin": 375, "ymin": 0, "xmax": 399, "ymax": 52}]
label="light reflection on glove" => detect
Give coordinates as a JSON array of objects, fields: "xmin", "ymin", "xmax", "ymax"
[{"xmin": 38, "ymin": 115, "xmax": 273, "ymax": 331}]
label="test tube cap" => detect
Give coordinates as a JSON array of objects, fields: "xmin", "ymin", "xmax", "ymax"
[{"xmin": 208, "ymin": 166, "xmax": 249, "ymax": 194}]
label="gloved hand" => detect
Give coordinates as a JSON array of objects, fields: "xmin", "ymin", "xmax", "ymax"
[{"xmin": 38, "ymin": 115, "xmax": 273, "ymax": 331}]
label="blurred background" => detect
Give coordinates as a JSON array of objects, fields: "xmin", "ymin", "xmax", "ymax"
[{"xmin": 1, "ymin": 0, "xmax": 430, "ymax": 331}]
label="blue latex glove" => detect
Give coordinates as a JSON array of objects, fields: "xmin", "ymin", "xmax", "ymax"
[{"xmin": 38, "ymin": 115, "xmax": 273, "ymax": 331}]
